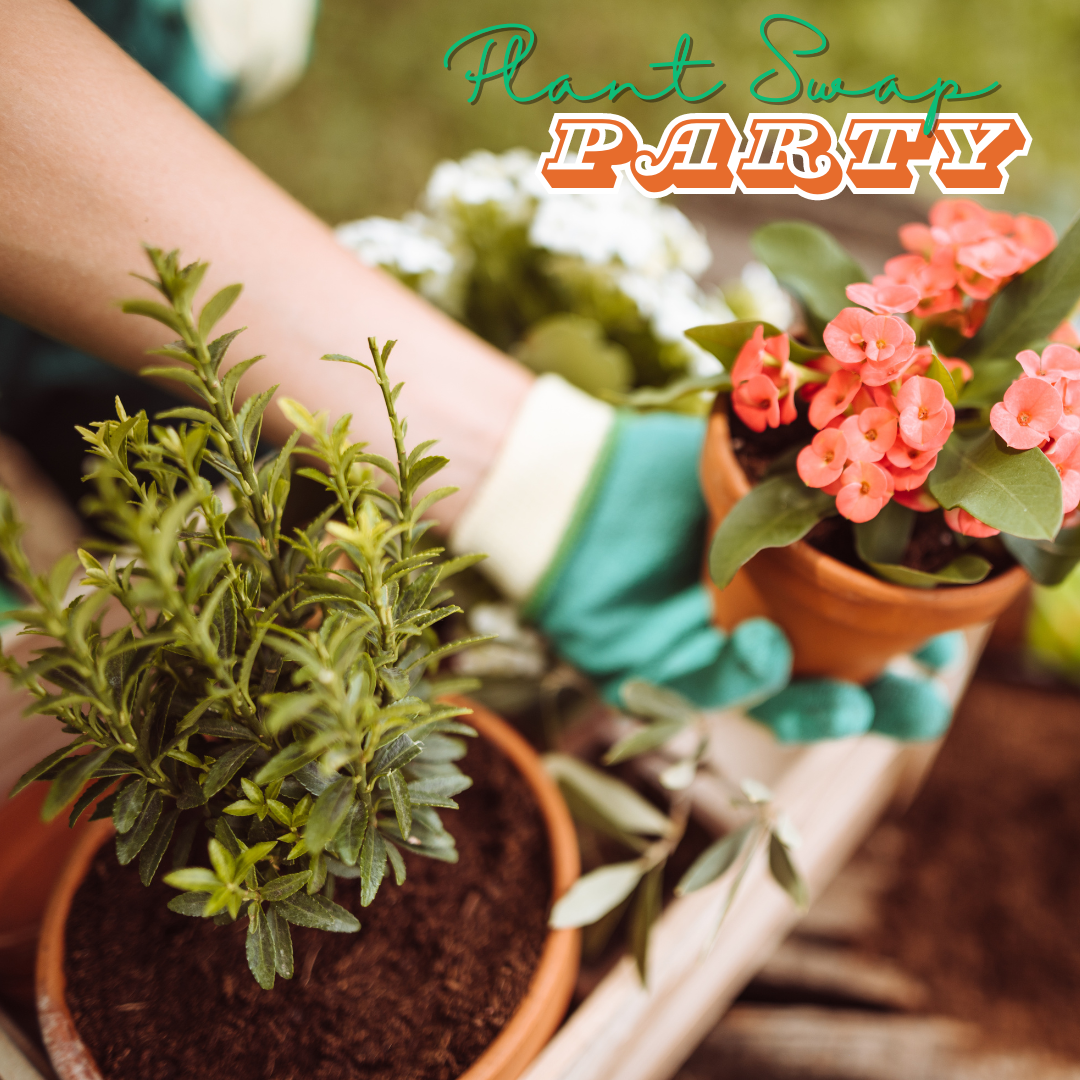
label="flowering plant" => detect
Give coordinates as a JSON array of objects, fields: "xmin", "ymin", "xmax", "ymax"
[
  {"xmin": 699, "ymin": 199, "xmax": 1080, "ymax": 591},
  {"xmin": 335, "ymin": 149, "xmax": 735, "ymax": 397}
]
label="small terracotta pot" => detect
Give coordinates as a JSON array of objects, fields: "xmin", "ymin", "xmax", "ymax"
[
  {"xmin": 0, "ymin": 784, "xmax": 97, "ymax": 1013},
  {"xmin": 37, "ymin": 700, "xmax": 580, "ymax": 1080},
  {"xmin": 701, "ymin": 408, "xmax": 1030, "ymax": 683}
]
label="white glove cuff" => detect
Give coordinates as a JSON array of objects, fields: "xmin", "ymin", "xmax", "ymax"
[{"xmin": 450, "ymin": 374, "xmax": 615, "ymax": 602}]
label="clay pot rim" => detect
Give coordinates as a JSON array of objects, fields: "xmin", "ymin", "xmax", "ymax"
[
  {"xmin": 707, "ymin": 408, "xmax": 1030, "ymax": 610},
  {"xmin": 36, "ymin": 698, "xmax": 581, "ymax": 1080}
]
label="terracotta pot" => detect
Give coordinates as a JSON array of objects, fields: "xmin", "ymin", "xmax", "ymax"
[
  {"xmin": 36, "ymin": 699, "xmax": 581, "ymax": 1080},
  {"xmin": 0, "ymin": 783, "xmax": 97, "ymax": 1013},
  {"xmin": 701, "ymin": 408, "xmax": 1030, "ymax": 683}
]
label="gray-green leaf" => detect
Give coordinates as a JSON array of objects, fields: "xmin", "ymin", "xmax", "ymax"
[
  {"xmin": 549, "ymin": 861, "xmax": 646, "ymax": 929},
  {"xmin": 768, "ymin": 832, "xmax": 808, "ymax": 911},
  {"xmin": 677, "ymin": 823, "xmax": 753, "ymax": 896}
]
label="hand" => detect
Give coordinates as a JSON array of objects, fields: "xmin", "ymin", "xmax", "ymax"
[{"xmin": 452, "ymin": 375, "xmax": 960, "ymax": 742}]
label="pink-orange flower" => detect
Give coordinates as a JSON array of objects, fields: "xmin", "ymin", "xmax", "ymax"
[
  {"xmin": 845, "ymin": 280, "xmax": 920, "ymax": 315},
  {"xmin": 885, "ymin": 456, "xmax": 938, "ymax": 491},
  {"xmin": 840, "ymin": 407, "xmax": 897, "ymax": 463},
  {"xmin": 732, "ymin": 373, "xmax": 780, "ymax": 432},
  {"xmin": 808, "ymin": 368, "xmax": 861, "ymax": 429},
  {"xmin": 823, "ymin": 309, "xmax": 916, "ymax": 385},
  {"xmin": 886, "ymin": 439, "xmax": 938, "ymax": 473},
  {"xmin": 943, "ymin": 507, "xmax": 1000, "ymax": 538},
  {"xmin": 894, "ymin": 486, "xmax": 939, "ymax": 512},
  {"xmin": 1055, "ymin": 379, "xmax": 1080, "ymax": 435},
  {"xmin": 731, "ymin": 325, "xmax": 797, "ymax": 430},
  {"xmin": 835, "ymin": 461, "xmax": 893, "ymax": 523},
  {"xmin": 797, "ymin": 428, "xmax": 848, "ymax": 489},
  {"xmin": 822, "ymin": 308, "xmax": 873, "ymax": 367},
  {"xmin": 1016, "ymin": 343, "xmax": 1080, "ymax": 383},
  {"xmin": 1046, "ymin": 432, "xmax": 1080, "ymax": 515},
  {"xmin": 989, "ymin": 377, "xmax": 1063, "ymax": 450},
  {"xmin": 895, "ymin": 376, "xmax": 955, "ymax": 452}
]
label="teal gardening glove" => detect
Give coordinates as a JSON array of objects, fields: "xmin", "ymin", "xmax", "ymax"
[{"xmin": 452, "ymin": 375, "xmax": 960, "ymax": 742}]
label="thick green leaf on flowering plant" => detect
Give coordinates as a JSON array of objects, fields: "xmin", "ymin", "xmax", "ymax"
[
  {"xmin": 965, "ymin": 210, "xmax": 1080, "ymax": 361},
  {"xmin": 549, "ymin": 860, "xmax": 647, "ymax": 929},
  {"xmin": 957, "ymin": 358, "xmax": 1023, "ymax": 408},
  {"xmin": 709, "ymin": 475, "xmax": 836, "ymax": 589},
  {"xmin": 865, "ymin": 555, "xmax": 992, "ymax": 589},
  {"xmin": 1002, "ymin": 525, "xmax": 1080, "ymax": 586},
  {"xmin": 925, "ymin": 349, "xmax": 961, "ymax": 407},
  {"xmin": 928, "ymin": 430, "xmax": 1063, "ymax": 541},
  {"xmin": 42, "ymin": 746, "xmax": 118, "ymax": 821},
  {"xmin": 853, "ymin": 501, "xmax": 990, "ymax": 588},
  {"xmin": 684, "ymin": 320, "xmax": 823, "ymax": 372},
  {"xmin": 751, "ymin": 222, "xmax": 867, "ymax": 326}
]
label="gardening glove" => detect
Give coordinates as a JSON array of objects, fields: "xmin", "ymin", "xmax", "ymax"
[
  {"xmin": 748, "ymin": 631, "xmax": 965, "ymax": 743},
  {"xmin": 451, "ymin": 374, "xmax": 792, "ymax": 712},
  {"xmin": 451, "ymin": 374, "xmax": 961, "ymax": 739}
]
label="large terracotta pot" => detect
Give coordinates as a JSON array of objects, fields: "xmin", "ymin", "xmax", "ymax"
[
  {"xmin": 701, "ymin": 408, "xmax": 1030, "ymax": 683},
  {"xmin": 36, "ymin": 700, "xmax": 581, "ymax": 1080}
]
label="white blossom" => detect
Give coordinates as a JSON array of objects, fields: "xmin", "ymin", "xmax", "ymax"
[
  {"xmin": 529, "ymin": 186, "xmax": 712, "ymax": 279},
  {"xmin": 735, "ymin": 262, "xmax": 797, "ymax": 331},
  {"xmin": 423, "ymin": 148, "xmax": 546, "ymax": 223}
]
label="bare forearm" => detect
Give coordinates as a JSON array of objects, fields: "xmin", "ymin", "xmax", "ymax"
[{"xmin": 0, "ymin": 0, "xmax": 531, "ymax": 523}]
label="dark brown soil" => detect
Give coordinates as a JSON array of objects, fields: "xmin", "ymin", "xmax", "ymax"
[
  {"xmin": 868, "ymin": 677, "xmax": 1080, "ymax": 1056},
  {"xmin": 63, "ymin": 734, "xmax": 551, "ymax": 1080}
]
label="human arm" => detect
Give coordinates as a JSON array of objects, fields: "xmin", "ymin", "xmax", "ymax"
[{"xmin": 0, "ymin": 0, "xmax": 532, "ymax": 526}]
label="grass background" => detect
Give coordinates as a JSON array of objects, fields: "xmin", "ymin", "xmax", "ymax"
[{"xmin": 229, "ymin": 0, "xmax": 1080, "ymax": 228}]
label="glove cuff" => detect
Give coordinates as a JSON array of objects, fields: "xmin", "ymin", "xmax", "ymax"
[{"xmin": 450, "ymin": 374, "xmax": 616, "ymax": 602}]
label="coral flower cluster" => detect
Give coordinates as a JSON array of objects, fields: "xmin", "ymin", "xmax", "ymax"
[
  {"xmin": 883, "ymin": 199, "xmax": 1056, "ymax": 338},
  {"xmin": 990, "ymin": 344, "xmax": 1080, "ymax": 515},
  {"xmin": 730, "ymin": 198, "xmax": 1076, "ymax": 540}
]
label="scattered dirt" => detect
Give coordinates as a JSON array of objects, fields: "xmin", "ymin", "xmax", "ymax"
[
  {"xmin": 867, "ymin": 676, "xmax": 1080, "ymax": 1057},
  {"xmin": 63, "ymin": 734, "xmax": 551, "ymax": 1080}
]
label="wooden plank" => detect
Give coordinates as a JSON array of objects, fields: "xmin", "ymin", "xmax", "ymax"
[{"xmin": 522, "ymin": 627, "xmax": 986, "ymax": 1080}]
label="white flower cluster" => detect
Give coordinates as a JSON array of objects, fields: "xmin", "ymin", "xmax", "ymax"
[{"xmin": 335, "ymin": 148, "xmax": 749, "ymax": 378}]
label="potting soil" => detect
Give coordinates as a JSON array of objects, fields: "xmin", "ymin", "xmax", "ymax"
[{"xmin": 63, "ymin": 733, "xmax": 551, "ymax": 1080}]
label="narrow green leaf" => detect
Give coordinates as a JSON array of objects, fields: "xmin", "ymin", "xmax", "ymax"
[
  {"xmin": 305, "ymin": 776, "xmax": 355, "ymax": 855},
  {"xmin": 629, "ymin": 863, "xmax": 664, "ymax": 983},
  {"xmin": 676, "ymin": 823, "xmax": 752, "ymax": 896},
  {"xmin": 544, "ymin": 754, "xmax": 673, "ymax": 837},
  {"xmin": 266, "ymin": 903, "xmax": 294, "ymax": 978},
  {"xmin": 370, "ymin": 732, "xmax": 423, "ymax": 776},
  {"xmin": 621, "ymin": 680, "xmax": 699, "ymax": 727},
  {"xmin": 116, "ymin": 788, "xmax": 163, "ymax": 865},
  {"xmin": 260, "ymin": 872, "xmax": 310, "ymax": 902},
  {"xmin": 68, "ymin": 777, "xmax": 113, "ymax": 827},
  {"xmin": 43, "ymin": 747, "xmax": 117, "ymax": 821},
  {"xmin": 202, "ymin": 743, "xmax": 258, "ymax": 799},
  {"xmin": 768, "ymin": 832, "xmax": 809, "ymax": 911},
  {"xmin": 120, "ymin": 298, "xmax": 186, "ymax": 337},
  {"xmin": 9, "ymin": 737, "xmax": 91, "ymax": 798},
  {"xmin": 246, "ymin": 905, "xmax": 276, "ymax": 990},
  {"xmin": 164, "ymin": 867, "xmax": 221, "ymax": 893},
  {"xmin": 929, "ymin": 431, "xmax": 1063, "ymax": 541},
  {"xmin": 359, "ymin": 825, "xmax": 387, "ymax": 907},
  {"xmin": 273, "ymin": 892, "xmax": 360, "ymax": 932},
  {"xmin": 709, "ymin": 475, "xmax": 835, "ymax": 588},
  {"xmin": 384, "ymin": 839, "xmax": 407, "ymax": 885},
  {"xmin": 198, "ymin": 283, "xmax": 243, "ymax": 340},
  {"xmin": 388, "ymin": 770, "xmax": 411, "ymax": 839},
  {"xmin": 139, "ymin": 807, "xmax": 180, "ymax": 885},
  {"xmin": 254, "ymin": 743, "xmax": 321, "ymax": 786},
  {"xmin": 603, "ymin": 722, "xmax": 686, "ymax": 765},
  {"xmin": 549, "ymin": 861, "xmax": 646, "ymax": 929},
  {"xmin": 167, "ymin": 892, "xmax": 213, "ymax": 917}
]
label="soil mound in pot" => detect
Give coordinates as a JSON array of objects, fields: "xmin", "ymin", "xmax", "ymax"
[{"xmin": 62, "ymin": 734, "xmax": 551, "ymax": 1080}]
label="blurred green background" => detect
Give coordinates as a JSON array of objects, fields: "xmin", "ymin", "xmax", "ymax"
[{"xmin": 231, "ymin": 0, "xmax": 1080, "ymax": 229}]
